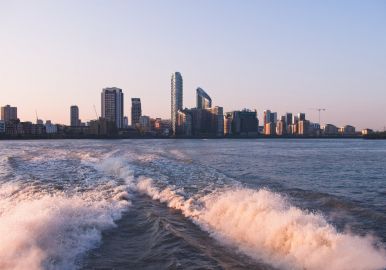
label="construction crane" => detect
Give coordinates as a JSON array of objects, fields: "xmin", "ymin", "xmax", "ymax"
[
  {"xmin": 93, "ymin": 105, "xmax": 99, "ymax": 119},
  {"xmin": 308, "ymin": 108, "xmax": 326, "ymax": 125}
]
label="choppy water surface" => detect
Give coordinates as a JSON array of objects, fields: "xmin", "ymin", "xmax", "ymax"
[{"xmin": 1, "ymin": 139, "xmax": 386, "ymax": 270}]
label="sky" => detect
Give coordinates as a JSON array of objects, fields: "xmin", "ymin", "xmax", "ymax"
[{"xmin": 0, "ymin": 0, "xmax": 385, "ymax": 130}]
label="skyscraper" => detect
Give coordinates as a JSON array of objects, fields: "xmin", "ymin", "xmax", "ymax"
[
  {"xmin": 263, "ymin": 110, "xmax": 271, "ymax": 126},
  {"xmin": 171, "ymin": 72, "xmax": 183, "ymax": 135},
  {"xmin": 131, "ymin": 98, "xmax": 142, "ymax": 127},
  {"xmin": 298, "ymin": 113, "xmax": 306, "ymax": 121},
  {"xmin": 1, "ymin": 105, "xmax": 17, "ymax": 122},
  {"xmin": 101, "ymin": 87, "xmax": 124, "ymax": 129},
  {"xmin": 70, "ymin": 105, "xmax": 79, "ymax": 127},
  {"xmin": 270, "ymin": 112, "xmax": 277, "ymax": 123},
  {"xmin": 285, "ymin": 113, "xmax": 293, "ymax": 125},
  {"xmin": 196, "ymin": 87, "xmax": 212, "ymax": 109}
]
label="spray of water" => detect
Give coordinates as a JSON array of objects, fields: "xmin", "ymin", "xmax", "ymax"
[{"xmin": 136, "ymin": 178, "xmax": 386, "ymax": 270}]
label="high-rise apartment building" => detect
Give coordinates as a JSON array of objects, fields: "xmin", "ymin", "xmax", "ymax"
[
  {"xmin": 1, "ymin": 105, "xmax": 17, "ymax": 122},
  {"xmin": 101, "ymin": 87, "xmax": 124, "ymax": 129},
  {"xmin": 263, "ymin": 110, "xmax": 271, "ymax": 126},
  {"xmin": 285, "ymin": 113, "xmax": 293, "ymax": 125},
  {"xmin": 270, "ymin": 112, "xmax": 277, "ymax": 123},
  {"xmin": 298, "ymin": 113, "xmax": 306, "ymax": 121},
  {"xmin": 196, "ymin": 88, "xmax": 212, "ymax": 109},
  {"xmin": 171, "ymin": 72, "xmax": 183, "ymax": 135},
  {"xmin": 70, "ymin": 105, "xmax": 79, "ymax": 127},
  {"xmin": 131, "ymin": 98, "xmax": 142, "ymax": 127}
]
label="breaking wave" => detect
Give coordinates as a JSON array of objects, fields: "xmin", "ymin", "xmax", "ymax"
[
  {"xmin": 136, "ymin": 178, "xmax": 386, "ymax": 270},
  {"xmin": 0, "ymin": 170, "xmax": 132, "ymax": 270}
]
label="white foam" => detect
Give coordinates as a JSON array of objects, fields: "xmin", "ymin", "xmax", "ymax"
[
  {"xmin": 136, "ymin": 178, "xmax": 386, "ymax": 270},
  {"xmin": 0, "ymin": 181, "xmax": 131, "ymax": 270}
]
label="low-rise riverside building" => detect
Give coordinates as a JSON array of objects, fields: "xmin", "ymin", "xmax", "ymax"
[
  {"xmin": 0, "ymin": 121, "xmax": 5, "ymax": 133},
  {"xmin": 323, "ymin": 124, "xmax": 339, "ymax": 136},
  {"xmin": 361, "ymin": 128, "xmax": 374, "ymax": 136},
  {"xmin": 45, "ymin": 121, "xmax": 58, "ymax": 134},
  {"xmin": 229, "ymin": 109, "xmax": 259, "ymax": 136},
  {"xmin": 339, "ymin": 125, "xmax": 356, "ymax": 136},
  {"xmin": 139, "ymin": 116, "xmax": 151, "ymax": 133}
]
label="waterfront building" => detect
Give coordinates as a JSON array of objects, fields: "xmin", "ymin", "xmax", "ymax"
[
  {"xmin": 285, "ymin": 113, "xmax": 293, "ymax": 126},
  {"xmin": 36, "ymin": 119, "xmax": 43, "ymax": 125},
  {"xmin": 5, "ymin": 120, "xmax": 23, "ymax": 135},
  {"xmin": 188, "ymin": 106, "xmax": 224, "ymax": 137},
  {"xmin": 209, "ymin": 106, "xmax": 224, "ymax": 137},
  {"xmin": 196, "ymin": 88, "xmax": 212, "ymax": 109},
  {"xmin": 88, "ymin": 117, "xmax": 116, "ymax": 136},
  {"xmin": 309, "ymin": 123, "xmax": 321, "ymax": 136},
  {"xmin": 362, "ymin": 128, "xmax": 374, "ymax": 135},
  {"xmin": 323, "ymin": 124, "xmax": 338, "ymax": 135},
  {"xmin": 21, "ymin": 121, "xmax": 45, "ymax": 135},
  {"xmin": 0, "ymin": 120, "xmax": 5, "ymax": 133},
  {"xmin": 101, "ymin": 87, "xmax": 124, "ymax": 129},
  {"xmin": 276, "ymin": 120, "xmax": 286, "ymax": 136},
  {"xmin": 70, "ymin": 105, "xmax": 80, "ymax": 127},
  {"xmin": 45, "ymin": 121, "xmax": 57, "ymax": 134},
  {"xmin": 139, "ymin": 115, "xmax": 151, "ymax": 132},
  {"xmin": 270, "ymin": 112, "xmax": 277, "ymax": 123},
  {"xmin": 177, "ymin": 110, "xmax": 191, "ymax": 136},
  {"xmin": 263, "ymin": 110, "xmax": 271, "ymax": 126},
  {"xmin": 263, "ymin": 110, "xmax": 276, "ymax": 133},
  {"xmin": 289, "ymin": 123, "xmax": 298, "ymax": 135},
  {"xmin": 123, "ymin": 116, "xmax": 129, "ymax": 128},
  {"xmin": 339, "ymin": 125, "xmax": 356, "ymax": 136},
  {"xmin": 264, "ymin": 122, "xmax": 276, "ymax": 136},
  {"xmin": 153, "ymin": 118, "xmax": 163, "ymax": 134},
  {"xmin": 1, "ymin": 105, "xmax": 17, "ymax": 122},
  {"xmin": 171, "ymin": 72, "xmax": 183, "ymax": 135},
  {"xmin": 160, "ymin": 119, "xmax": 171, "ymax": 136},
  {"xmin": 298, "ymin": 113, "xmax": 306, "ymax": 121},
  {"xmin": 298, "ymin": 120, "xmax": 310, "ymax": 136},
  {"xmin": 224, "ymin": 114, "xmax": 232, "ymax": 136},
  {"xmin": 292, "ymin": 115, "xmax": 299, "ymax": 125},
  {"xmin": 230, "ymin": 109, "xmax": 259, "ymax": 136},
  {"xmin": 131, "ymin": 98, "xmax": 142, "ymax": 127}
]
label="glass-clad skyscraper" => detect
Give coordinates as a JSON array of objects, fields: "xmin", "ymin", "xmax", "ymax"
[
  {"xmin": 196, "ymin": 87, "xmax": 212, "ymax": 109},
  {"xmin": 171, "ymin": 72, "xmax": 183, "ymax": 135}
]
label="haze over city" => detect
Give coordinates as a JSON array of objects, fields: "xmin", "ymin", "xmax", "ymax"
[{"xmin": 1, "ymin": 0, "xmax": 385, "ymax": 130}]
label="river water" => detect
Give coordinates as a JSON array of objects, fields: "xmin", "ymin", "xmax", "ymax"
[{"xmin": 0, "ymin": 139, "xmax": 385, "ymax": 270}]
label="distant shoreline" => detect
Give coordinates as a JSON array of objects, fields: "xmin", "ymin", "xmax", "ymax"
[{"xmin": 0, "ymin": 135, "xmax": 374, "ymax": 140}]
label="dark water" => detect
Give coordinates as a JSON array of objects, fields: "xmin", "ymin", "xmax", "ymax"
[{"xmin": 0, "ymin": 139, "xmax": 385, "ymax": 270}]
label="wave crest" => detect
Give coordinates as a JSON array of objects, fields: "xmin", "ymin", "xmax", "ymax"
[{"xmin": 136, "ymin": 178, "xmax": 386, "ymax": 270}]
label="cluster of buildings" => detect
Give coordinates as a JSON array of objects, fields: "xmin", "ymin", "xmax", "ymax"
[
  {"xmin": 0, "ymin": 71, "xmax": 373, "ymax": 138},
  {"xmin": 170, "ymin": 72, "xmax": 259, "ymax": 137},
  {"xmin": 261, "ymin": 110, "xmax": 363, "ymax": 137}
]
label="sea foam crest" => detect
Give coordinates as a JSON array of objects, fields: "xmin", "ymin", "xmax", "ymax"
[
  {"xmin": 136, "ymin": 178, "xmax": 386, "ymax": 270},
  {"xmin": 0, "ymin": 156, "xmax": 135, "ymax": 270}
]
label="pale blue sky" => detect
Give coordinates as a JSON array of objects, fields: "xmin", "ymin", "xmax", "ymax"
[{"xmin": 0, "ymin": 0, "xmax": 385, "ymax": 130}]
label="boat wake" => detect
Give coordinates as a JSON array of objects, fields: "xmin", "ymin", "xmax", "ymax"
[{"xmin": 136, "ymin": 177, "xmax": 386, "ymax": 270}]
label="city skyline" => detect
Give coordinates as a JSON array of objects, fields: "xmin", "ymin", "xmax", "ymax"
[
  {"xmin": 0, "ymin": 73, "xmax": 383, "ymax": 132},
  {"xmin": 1, "ymin": 1, "xmax": 385, "ymax": 130}
]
